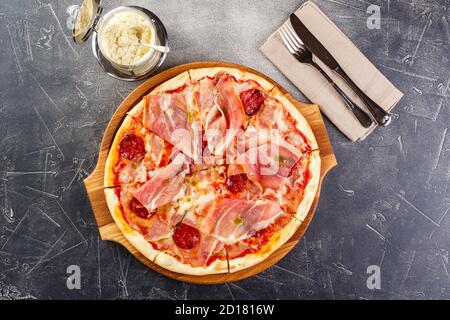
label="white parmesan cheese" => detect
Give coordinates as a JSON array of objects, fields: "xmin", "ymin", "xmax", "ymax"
[{"xmin": 99, "ymin": 10, "xmax": 154, "ymax": 65}]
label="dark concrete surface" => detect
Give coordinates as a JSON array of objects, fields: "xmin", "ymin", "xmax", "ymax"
[{"xmin": 0, "ymin": 0, "xmax": 449, "ymax": 299}]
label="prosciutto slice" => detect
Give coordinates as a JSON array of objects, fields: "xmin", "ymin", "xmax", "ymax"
[
  {"xmin": 203, "ymin": 199, "xmax": 283, "ymax": 244},
  {"xmin": 143, "ymin": 133, "xmax": 167, "ymax": 167},
  {"xmin": 133, "ymin": 153, "xmax": 189, "ymax": 211},
  {"xmin": 237, "ymin": 139, "xmax": 303, "ymax": 189},
  {"xmin": 144, "ymin": 93, "xmax": 201, "ymax": 161},
  {"xmin": 141, "ymin": 215, "xmax": 173, "ymax": 242},
  {"xmin": 198, "ymin": 77, "xmax": 216, "ymax": 118},
  {"xmin": 255, "ymin": 99, "xmax": 281, "ymax": 129},
  {"xmin": 173, "ymin": 232, "xmax": 225, "ymax": 267},
  {"xmin": 212, "ymin": 74, "xmax": 246, "ymax": 155},
  {"xmin": 204, "ymin": 104, "xmax": 227, "ymax": 154},
  {"xmin": 201, "ymin": 77, "xmax": 227, "ymax": 153}
]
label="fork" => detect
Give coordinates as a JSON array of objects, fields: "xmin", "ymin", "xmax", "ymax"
[{"xmin": 279, "ymin": 24, "xmax": 374, "ymax": 128}]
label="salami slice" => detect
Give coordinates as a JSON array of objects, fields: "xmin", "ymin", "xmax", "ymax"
[
  {"xmin": 240, "ymin": 89, "xmax": 265, "ymax": 116},
  {"xmin": 225, "ymin": 173, "xmax": 248, "ymax": 193},
  {"xmin": 119, "ymin": 134, "xmax": 146, "ymax": 161},
  {"xmin": 173, "ymin": 223, "xmax": 200, "ymax": 249},
  {"xmin": 129, "ymin": 198, "xmax": 153, "ymax": 219}
]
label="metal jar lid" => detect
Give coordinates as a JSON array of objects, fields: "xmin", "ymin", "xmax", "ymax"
[{"xmin": 72, "ymin": 0, "xmax": 103, "ymax": 44}]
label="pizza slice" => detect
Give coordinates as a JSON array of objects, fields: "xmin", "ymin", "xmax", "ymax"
[
  {"xmin": 257, "ymin": 88, "xmax": 318, "ymax": 151},
  {"xmin": 104, "ymin": 114, "xmax": 191, "ymax": 262},
  {"xmin": 151, "ymin": 226, "xmax": 229, "ymax": 275},
  {"xmin": 173, "ymin": 148, "xmax": 319, "ymax": 274},
  {"xmin": 104, "ymin": 114, "xmax": 174, "ymax": 188},
  {"xmin": 143, "ymin": 72, "xmax": 203, "ymax": 161},
  {"xmin": 225, "ymin": 150, "xmax": 320, "ymax": 272},
  {"xmin": 139, "ymin": 165, "xmax": 229, "ymax": 275},
  {"xmin": 189, "ymin": 68, "xmax": 275, "ymax": 157}
]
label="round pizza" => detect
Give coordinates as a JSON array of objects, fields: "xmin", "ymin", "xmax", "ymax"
[{"xmin": 104, "ymin": 67, "xmax": 320, "ymax": 275}]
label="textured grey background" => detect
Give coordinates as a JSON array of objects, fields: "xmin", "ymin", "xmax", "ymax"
[{"xmin": 0, "ymin": 0, "xmax": 449, "ymax": 300}]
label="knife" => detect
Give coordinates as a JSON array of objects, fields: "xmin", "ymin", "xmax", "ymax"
[{"xmin": 289, "ymin": 14, "xmax": 392, "ymax": 126}]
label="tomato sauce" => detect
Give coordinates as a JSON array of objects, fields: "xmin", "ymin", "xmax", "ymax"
[
  {"xmin": 165, "ymin": 84, "xmax": 188, "ymax": 94},
  {"xmin": 227, "ymin": 214, "xmax": 293, "ymax": 259}
]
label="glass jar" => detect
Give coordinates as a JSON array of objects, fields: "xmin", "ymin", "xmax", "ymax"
[{"xmin": 71, "ymin": 0, "xmax": 169, "ymax": 81}]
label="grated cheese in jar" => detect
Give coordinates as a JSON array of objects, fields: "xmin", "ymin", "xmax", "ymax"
[{"xmin": 99, "ymin": 10, "xmax": 154, "ymax": 65}]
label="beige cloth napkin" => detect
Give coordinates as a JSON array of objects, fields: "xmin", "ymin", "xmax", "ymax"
[{"xmin": 260, "ymin": 1, "xmax": 403, "ymax": 141}]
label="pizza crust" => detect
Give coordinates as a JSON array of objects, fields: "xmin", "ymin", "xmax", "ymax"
[
  {"xmin": 241, "ymin": 71, "xmax": 275, "ymax": 92},
  {"xmin": 104, "ymin": 188, "xmax": 160, "ymax": 261},
  {"xmin": 295, "ymin": 151, "xmax": 321, "ymax": 222},
  {"xmin": 150, "ymin": 71, "xmax": 191, "ymax": 94},
  {"xmin": 228, "ymin": 151, "xmax": 320, "ymax": 273},
  {"xmin": 188, "ymin": 67, "xmax": 275, "ymax": 92},
  {"xmin": 104, "ymin": 115, "xmax": 134, "ymax": 187},
  {"xmin": 127, "ymin": 72, "xmax": 190, "ymax": 119},
  {"xmin": 189, "ymin": 67, "xmax": 245, "ymax": 82},
  {"xmin": 269, "ymin": 87, "xmax": 319, "ymax": 150},
  {"xmin": 126, "ymin": 99, "xmax": 145, "ymax": 119},
  {"xmin": 227, "ymin": 217, "xmax": 301, "ymax": 273},
  {"xmin": 153, "ymin": 251, "xmax": 229, "ymax": 275}
]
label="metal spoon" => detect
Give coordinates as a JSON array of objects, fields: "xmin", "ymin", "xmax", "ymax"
[{"xmin": 140, "ymin": 42, "xmax": 170, "ymax": 54}]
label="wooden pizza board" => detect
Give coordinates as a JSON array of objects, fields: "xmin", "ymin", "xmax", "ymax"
[{"xmin": 84, "ymin": 61, "xmax": 337, "ymax": 284}]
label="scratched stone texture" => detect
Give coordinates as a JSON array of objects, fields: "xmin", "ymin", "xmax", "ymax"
[{"xmin": 0, "ymin": 0, "xmax": 448, "ymax": 300}]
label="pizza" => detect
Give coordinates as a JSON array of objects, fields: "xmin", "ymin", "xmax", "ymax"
[{"xmin": 104, "ymin": 67, "xmax": 320, "ymax": 275}]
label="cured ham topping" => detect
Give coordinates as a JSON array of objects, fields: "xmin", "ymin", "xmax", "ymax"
[
  {"xmin": 119, "ymin": 134, "xmax": 146, "ymax": 160},
  {"xmin": 255, "ymin": 99, "xmax": 280, "ymax": 128},
  {"xmin": 204, "ymin": 104, "xmax": 227, "ymax": 153},
  {"xmin": 198, "ymin": 77, "xmax": 216, "ymax": 116},
  {"xmin": 113, "ymin": 162, "xmax": 126, "ymax": 186},
  {"xmin": 225, "ymin": 174, "xmax": 247, "ymax": 193},
  {"xmin": 140, "ymin": 215, "xmax": 173, "ymax": 242},
  {"xmin": 145, "ymin": 134, "xmax": 165, "ymax": 166},
  {"xmin": 225, "ymin": 213, "xmax": 293, "ymax": 259},
  {"xmin": 238, "ymin": 140, "xmax": 303, "ymax": 189},
  {"xmin": 144, "ymin": 93, "xmax": 200, "ymax": 160},
  {"xmin": 129, "ymin": 198, "xmax": 154, "ymax": 219},
  {"xmin": 213, "ymin": 74, "xmax": 246, "ymax": 154},
  {"xmin": 133, "ymin": 153, "xmax": 189, "ymax": 211},
  {"xmin": 240, "ymin": 89, "xmax": 265, "ymax": 116},
  {"xmin": 204, "ymin": 199, "xmax": 284, "ymax": 244},
  {"xmin": 173, "ymin": 223, "xmax": 200, "ymax": 249},
  {"xmin": 152, "ymin": 230, "xmax": 224, "ymax": 267}
]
